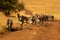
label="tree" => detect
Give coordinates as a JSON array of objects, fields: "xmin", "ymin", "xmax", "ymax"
[{"xmin": 0, "ymin": 0, "xmax": 24, "ymax": 16}]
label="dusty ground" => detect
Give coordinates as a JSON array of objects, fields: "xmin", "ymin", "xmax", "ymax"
[
  {"xmin": 0, "ymin": 0, "xmax": 60, "ymax": 40},
  {"xmin": 0, "ymin": 21, "xmax": 60, "ymax": 40}
]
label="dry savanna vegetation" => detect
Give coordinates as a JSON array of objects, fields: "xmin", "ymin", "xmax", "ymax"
[{"xmin": 0, "ymin": 0, "xmax": 60, "ymax": 40}]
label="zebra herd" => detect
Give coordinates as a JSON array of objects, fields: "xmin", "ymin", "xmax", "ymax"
[
  {"xmin": 17, "ymin": 14, "xmax": 54, "ymax": 30},
  {"xmin": 7, "ymin": 14, "xmax": 54, "ymax": 31}
]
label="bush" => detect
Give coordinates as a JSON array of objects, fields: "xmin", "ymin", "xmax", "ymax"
[{"xmin": 0, "ymin": 0, "xmax": 24, "ymax": 16}]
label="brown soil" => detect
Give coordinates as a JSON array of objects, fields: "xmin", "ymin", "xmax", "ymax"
[{"xmin": 0, "ymin": 21, "xmax": 60, "ymax": 40}]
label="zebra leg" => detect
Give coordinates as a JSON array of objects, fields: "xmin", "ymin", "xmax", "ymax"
[
  {"xmin": 34, "ymin": 20, "xmax": 36, "ymax": 25},
  {"xmin": 20, "ymin": 22, "xmax": 23, "ymax": 30},
  {"xmin": 8, "ymin": 25, "xmax": 12, "ymax": 31}
]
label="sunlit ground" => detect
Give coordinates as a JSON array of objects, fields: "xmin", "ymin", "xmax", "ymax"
[{"xmin": 0, "ymin": 0, "xmax": 60, "ymax": 40}]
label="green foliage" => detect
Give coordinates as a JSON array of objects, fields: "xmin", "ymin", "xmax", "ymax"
[{"xmin": 0, "ymin": 0, "xmax": 24, "ymax": 16}]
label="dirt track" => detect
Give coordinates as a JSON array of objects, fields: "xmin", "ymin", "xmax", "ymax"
[{"xmin": 0, "ymin": 21, "xmax": 60, "ymax": 40}]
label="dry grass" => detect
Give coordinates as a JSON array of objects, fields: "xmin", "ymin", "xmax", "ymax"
[{"xmin": 0, "ymin": 0, "xmax": 60, "ymax": 39}]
